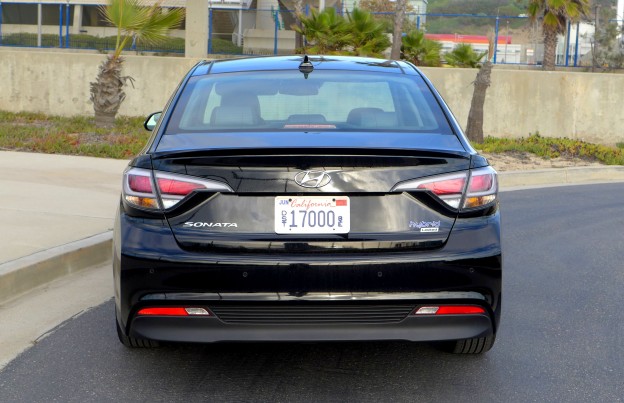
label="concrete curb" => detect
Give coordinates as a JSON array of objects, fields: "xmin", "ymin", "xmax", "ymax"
[
  {"xmin": 0, "ymin": 232, "xmax": 112, "ymax": 306},
  {"xmin": 498, "ymin": 166, "xmax": 624, "ymax": 189}
]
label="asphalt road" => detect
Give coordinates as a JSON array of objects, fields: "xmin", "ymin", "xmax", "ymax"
[{"xmin": 1, "ymin": 184, "xmax": 623, "ymax": 402}]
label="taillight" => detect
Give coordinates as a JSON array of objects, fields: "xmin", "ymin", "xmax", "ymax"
[
  {"xmin": 124, "ymin": 168, "xmax": 159, "ymax": 209},
  {"xmin": 392, "ymin": 172, "xmax": 467, "ymax": 209},
  {"xmin": 463, "ymin": 167, "xmax": 498, "ymax": 209},
  {"xmin": 392, "ymin": 166, "xmax": 497, "ymax": 210},
  {"xmin": 123, "ymin": 167, "xmax": 233, "ymax": 210}
]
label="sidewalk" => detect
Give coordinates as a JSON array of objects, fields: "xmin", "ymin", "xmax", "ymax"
[
  {"xmin": 1, "ymin": 150, "xmax": 624, "ymax": 305},
  {"xmin": 0, "ymin": 151, "xmax": 128, "ymax": 304}
]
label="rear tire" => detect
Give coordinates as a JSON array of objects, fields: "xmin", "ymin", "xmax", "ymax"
[
  {"xmin": 115, "ymin": 315, "xmax": 159, "ymax": 348},
  {"xmin": 443, "ymin": 334, "xmax": 496, "ymax": 354}
]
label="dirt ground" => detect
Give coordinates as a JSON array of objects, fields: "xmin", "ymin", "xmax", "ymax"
[{"xmin": 481, "ymin": 151, "xmax": 604, "ymax": 172}]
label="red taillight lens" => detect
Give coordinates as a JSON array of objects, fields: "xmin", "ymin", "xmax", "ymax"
[
  {"xmin": 417, "ymin": 178, "xmax": 466, "ymax": 196},
  {"xmin": 157, "ymin": 178, "xmax": 203, "ymax": 196},
  {"xmin": 137, "ymin": 307, "xmax": 189, "ymax": 316},
  {"xmin": 128, "ymin": 174, "xmax": 153, "ymax": 193},
  {"xmin": 435, "ymin": 306, "xmax": 486, "ymax": 315},
  {"xmin": 468, "ymin": 174, "xmax": 493, "ymax": 193}
]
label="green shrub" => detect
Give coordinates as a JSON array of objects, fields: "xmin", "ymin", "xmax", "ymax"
[
  {"xmin": 475, "ymin": 133, "xmax": 624, "ymax": 166},
  {"xmin": 2, "ymin": 33, "xmax": 244, "ymax": 55}
]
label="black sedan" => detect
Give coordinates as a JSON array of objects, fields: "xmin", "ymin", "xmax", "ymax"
[{"xmin": 114, "ymin": 55, "xmax": 501, "ymax": 354}]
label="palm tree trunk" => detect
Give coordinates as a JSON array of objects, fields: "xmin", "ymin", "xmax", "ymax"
[
  {"xmin": 90, "ymin": 55, "xmax": 127, "ymax": 128},
  {"xmin": 465, "ymin": 61, "xmax": 492, "ymax": 144},
  {"xmin": 391, "ymin": 0, "xmax": 406, "ymax": 59},
  {"xmin": 293, "ymin": 0, "xmax": 304, "ymax": 50},
  {"xmin": 542, "ymin": 27, "xmax": 558, "ymax": 71}
]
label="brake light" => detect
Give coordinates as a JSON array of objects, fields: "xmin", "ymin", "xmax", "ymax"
[
  {"xmin": 417, "ymin": 177, "xmax": 466, "ymax": 196},
  {"xmin": 122, "ymin": 167, "xmax": 233, "ymax": 210},
  {"xmin": 157, "ymin": 178, "xmax": 203, "ymax": 196},
  {"xmin": 391, "ymin": 166, "xmax": 497, "ymax": 210},
  {"xmin": 137, "ymin": 307, "xmax": 189, "ymax": 316},
  {"xmin": 128, "ymin": 175, "xmax": 153, "ymax": 193}
]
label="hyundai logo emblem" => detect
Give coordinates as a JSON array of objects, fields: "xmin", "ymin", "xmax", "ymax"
[{"xmin": 294, "ymin": 171, "xmax": 332, "ymax": 188}]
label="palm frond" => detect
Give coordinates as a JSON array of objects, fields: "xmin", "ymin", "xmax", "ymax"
[
  {"xmin": 101, "ymin": 0, "xmax": 150, "ymax": 33},
  {"xmin": 133, "ymin": 7, "xmax": 184, "ymax": 46}
]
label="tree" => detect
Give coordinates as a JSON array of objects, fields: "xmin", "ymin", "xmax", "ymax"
[
  {"xmin": 295, "ymin": 8, "xmax": 389, "ymax": 57},
  {"xmin": 444, "ymin": 43, "xmax": 488, "ymax": 68},
  {"xmin": 400, "ymin": 30, "xmax": 442, "ymax": 67},
  {"xmin": 346, "ymin": 8, "xmax": 391, "ymax": 57},
  {"xmin": 359, "ymin": 0, "xmax": 413, "ymax": 14},
  {"xmin": 464, "ymin": 40, "xmax": 494, "ymax": 144},
  {"xmin": 527, "ymin": 0, "xmax": 590, "ymax": 71},
  {"xmin": 390, "ymin": 0, "xmax": 407, "ymax": 59},
  {"xmin": 294, "ymin": 8, "xmax": 350, "ymax": 54},
  {"xmin": 90, "ymin": 0, "xmax": 183, "ymax": 127},
  {"xmin": 590, "ymin": 6, "xmax": 624, "ymax": 70},
  {"xmin": 359, "ymin": 0, "xmax": 414, "ymax": 34},
  {"xmin": 292, "ymin": 0, "xmax": 305, "ymax": 50}
]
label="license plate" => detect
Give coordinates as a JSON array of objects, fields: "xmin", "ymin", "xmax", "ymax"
[{"xmin": 275, "ymin": 196, "xmax": 350, "ymax": 234}]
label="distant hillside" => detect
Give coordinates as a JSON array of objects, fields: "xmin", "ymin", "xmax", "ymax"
[
  {"xmin": 425, "ymin": 0, "xmax": 528, "ymax": 35},
  {"xmin": 425, "ymin": 0, "xmax": 615, "ymax": 35},
  {"xmin": 428, "ymin": 0, "xmax": 527, "ymax": 17}
]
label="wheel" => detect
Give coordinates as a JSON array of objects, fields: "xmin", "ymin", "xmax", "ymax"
[
  {"xmin": 115, "ymin": 315, "xmax": 159, "ymax": 348},
  {"xmin": 449, "ymin": 334, "xmax": 495, "ymax": 354}
]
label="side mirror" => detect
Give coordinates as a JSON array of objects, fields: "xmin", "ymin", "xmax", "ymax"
[{"xmin": 144, "ymin": 112, "xmax": 162, "ymax": 131}]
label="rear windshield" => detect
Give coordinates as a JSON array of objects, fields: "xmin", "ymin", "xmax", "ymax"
[{"xmin": 164, "ymin": 70, "xmax": 453, "ymax": 135}]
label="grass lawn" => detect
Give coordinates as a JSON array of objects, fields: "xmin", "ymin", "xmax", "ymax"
[{"xmin": 0, "ymin": 111, "xmax": 149, "ymax": 159}]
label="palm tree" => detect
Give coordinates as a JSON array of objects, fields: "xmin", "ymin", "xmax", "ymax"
[
  {"xmin": 527, "ymin": 0, "xmax": 590, "ymax": 71},
  {"xmin": 90, "ymin": 0, "xmax": 183, "ymax": 127},
  {"xmin": 294, "ymin": 8, "xmax": 350, "ymax": 55},
  {"xmin": 291, "ymin": 0, "xmax": 305, "ymax": 51},
  {"xmin": 464, "ymin": 36, "xmax": 495, "ymax": 144},
  {"xmin": 401, "ymin": 30, "xmax": 442, "ymax": 67},
  {"xmin": 444, "ymin": 43, "xmax": 488, "ymax": 68},
  {"xmin": 346, "ymin": 8, "xmax": 391, "ymax": 57}
]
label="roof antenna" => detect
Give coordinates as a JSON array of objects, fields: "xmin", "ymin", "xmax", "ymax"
[{"xmin": 299, "ymin": 55, "xmax": 314, "ymax": 79}]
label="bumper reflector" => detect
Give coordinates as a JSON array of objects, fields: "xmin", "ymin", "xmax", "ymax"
[
  {"xmin": 413, "ymin": 305, "xmax": 486, "ymax": 315},
  {"xmin": 414, "ymin": 306, "xmax": 440, "ymax": 315},
  {"xmin": 185, "ymin": 307, "xmax": 211, "ymax": 316},
  {"xmin": 137, "ymin": 307, "xmax": 211, "ymax": 316}
]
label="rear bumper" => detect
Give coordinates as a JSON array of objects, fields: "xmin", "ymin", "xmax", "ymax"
[
  {"xmin": 114, "ymin": 209, "xmax": 502, "ymax": 343},
  {"xmin": 130, "ymin": 313, "xmax": 493, "ymax": 343}
]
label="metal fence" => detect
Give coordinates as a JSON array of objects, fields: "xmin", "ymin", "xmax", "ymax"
[{"xmin": 0, "ymin": 3, "xmax": 613, "ymax": 67}]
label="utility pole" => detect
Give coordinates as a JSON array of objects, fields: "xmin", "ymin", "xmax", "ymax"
[
  {"xmin": 593, "ymin": 4, "xmax": 600, "ymax": 71},
  {"xmin": 618, "ymin": 0, "xmax": 624, "ymax": 49},
  {"xmin": 505, "ymin": 20, "xmax": 509, "ymax": 63}
]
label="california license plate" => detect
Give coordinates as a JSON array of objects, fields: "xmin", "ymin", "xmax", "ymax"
[{"xmin": 275, "ymin": 196, "xmax": 350, "ymax": 234}]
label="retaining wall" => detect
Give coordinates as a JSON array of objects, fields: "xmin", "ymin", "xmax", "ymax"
[{"xmin": 1, "ymin": 49, "xmax": 622, "ymax": 144}]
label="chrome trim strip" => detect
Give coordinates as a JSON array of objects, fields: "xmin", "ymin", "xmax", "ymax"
[{"xmin": 141, "ymin": 291, "xmax": 485, "ymax": 302}]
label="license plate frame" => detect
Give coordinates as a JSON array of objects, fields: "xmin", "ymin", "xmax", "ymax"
[{"xmin": 274, "ymin": 196, "xmax": 350, "ymax": 234}]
